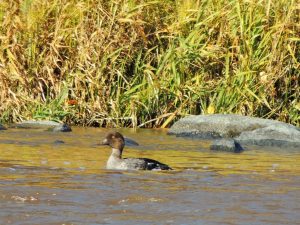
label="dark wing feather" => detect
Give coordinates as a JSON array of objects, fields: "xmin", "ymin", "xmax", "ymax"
[{"xmin": 123, "ymin": 158, "xmax": 172, "ymax": 170}]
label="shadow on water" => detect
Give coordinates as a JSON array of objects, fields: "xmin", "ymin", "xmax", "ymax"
[{"xmin": 0, "ymin": 128, "xmax": 300, "ymax": 225}]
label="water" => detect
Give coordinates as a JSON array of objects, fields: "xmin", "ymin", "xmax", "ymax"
[{"xmin": 0, "ymin": 128, "xmax": 299, "ymax": 225}]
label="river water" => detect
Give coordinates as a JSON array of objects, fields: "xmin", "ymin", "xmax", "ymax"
[{"xmin": 0, "ymin": 128, "xmax": 299, "ymax": 225}]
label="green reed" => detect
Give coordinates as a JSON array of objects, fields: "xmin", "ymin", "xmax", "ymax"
[{"xmin": 0, "ymin": 0, "xmax": 299, "ymax": 127}]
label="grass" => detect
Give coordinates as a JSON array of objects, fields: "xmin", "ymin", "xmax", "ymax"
[{"xmin": 0, "ymin": 0, "xmax": 299, "ymax": 127}]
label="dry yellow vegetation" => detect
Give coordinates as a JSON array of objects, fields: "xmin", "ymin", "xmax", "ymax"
[{"xmin": 0, "ymin": 0, "xmax": 299, "ymax": 127}]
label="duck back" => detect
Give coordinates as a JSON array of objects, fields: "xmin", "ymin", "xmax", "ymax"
[{"xmin": 123, "ymin": 158, "xmax": 172, "ymax": 170}]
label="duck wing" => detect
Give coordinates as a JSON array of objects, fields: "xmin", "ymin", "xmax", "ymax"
[{"xmin": 123, "ymin": 158, "xmax": 172, "ymax": 170}]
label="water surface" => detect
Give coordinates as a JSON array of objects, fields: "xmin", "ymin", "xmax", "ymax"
[{"xmin": 0, "ymin": 128, "xmax": 299, "ymax": 225}]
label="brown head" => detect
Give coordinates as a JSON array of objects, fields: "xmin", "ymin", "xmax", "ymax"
[{"xmin": 102, "ymin": 131, "xmax": 125, "ymax": 152}]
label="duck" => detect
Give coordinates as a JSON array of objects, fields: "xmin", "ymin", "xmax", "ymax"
[{"xmin": 101, "ymin": 131, "xmax": 172, "ymax": 170}]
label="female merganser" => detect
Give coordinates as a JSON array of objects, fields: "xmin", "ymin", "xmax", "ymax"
[{"xmin": 101, "ymin": 131, "xmax": 172, "ymax": 170}]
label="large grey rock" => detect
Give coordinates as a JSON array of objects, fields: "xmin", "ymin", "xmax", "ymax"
[
  {"xmin": 12, "ymin": 120, "xmax": 72, "ymax": 132},
  {"xmin": 168, "ymin": 114, "xmax": 300, "ymax": 149},
  {"xmin": 13, "ymin": 120, "xmax": 61, "ymax": 129},
  {"xmin": 236, "ymin": 125, "xmax": 300, "ymax": 148}
]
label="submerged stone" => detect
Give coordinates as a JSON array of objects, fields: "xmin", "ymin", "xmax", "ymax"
[
  {"xmin": 168, "ymin": 114, "xmax": 300, "ymax": 149},
  {"xmin": 124, "ymin": 137, "xmax": 139, "ymax": 146},
  {"xmin": 51, "ymin": 123, "xmax": 72, "ymax": 132},
  {"xmin": 53, "ymin": 140, "xmax": 65, "ymax": 144},
  {"xmin": 0, "ymin": 124, "xmax": 7, "ymax": 130},
  {"xmin": 210, "ymin": 138, "xmax": 244, "ymax": 153}
]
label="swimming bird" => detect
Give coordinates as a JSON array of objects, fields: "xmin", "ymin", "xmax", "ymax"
[{"xmin": 101, "ymin": 131, "xmax": 172, "ymax": 170}]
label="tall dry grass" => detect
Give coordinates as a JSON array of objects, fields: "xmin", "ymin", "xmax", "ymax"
[{"xmin": 0, "ymin": 0, "xmax": 299, "ymax": 127}]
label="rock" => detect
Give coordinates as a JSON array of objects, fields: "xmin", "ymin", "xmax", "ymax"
[
  {"xmin": 0, "ymin": 124, "xmax": 7, "ymax": 130},
  {"xmin": 51, "ymin": 123, "xmax": 72, "ymax": 132},
  {"xmin": 53, "ymin": 140, "xmax": 65, "ymax": 144},
  {"xmin": 210, "ymin": 138, "xmax": 243, "ymax": 153},
  {"xmin": 124, "ymin": 137, "xmax": 139, "ymax": 146},
  {"xmin": 236, "ymin": 125, "xmax": 300, "ymax": 148},
  {"xmin": 12, "ymin": 120, "xmax": 72, "ymax": 132},
  {"xmin": 168, "ymin": 114, "xmax": 300, "ymax": 149},
  {"xmin": 13, "ymin": 120, "xmax": 61, "ymax": 129}
]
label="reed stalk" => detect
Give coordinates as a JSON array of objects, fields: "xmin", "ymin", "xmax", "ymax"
[{"xmin": 0, "ymin": 0, "xmax": 299, "ymax": 127}]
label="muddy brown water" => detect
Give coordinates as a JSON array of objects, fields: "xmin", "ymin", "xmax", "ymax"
[{"xmin": 0, "ymin": 128, "xmax": 299, "ymax": 225}]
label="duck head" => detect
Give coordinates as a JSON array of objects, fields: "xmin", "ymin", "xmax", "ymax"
[{"xmin": 102, "ymin": 131, "xmax": 125, "ymax": 152}]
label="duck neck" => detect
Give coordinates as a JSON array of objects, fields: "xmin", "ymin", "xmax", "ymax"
[{"xmin": 111, "ymin": 148, "xmax": 122, "ymax": 159}]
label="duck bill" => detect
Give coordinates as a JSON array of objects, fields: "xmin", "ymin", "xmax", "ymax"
[{"xmin": 101, "ymin": 138, "xmax": 109, "ymax": 145}]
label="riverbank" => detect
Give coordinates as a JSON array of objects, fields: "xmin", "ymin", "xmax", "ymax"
[{"xmin": 0, "ymin": 0, "xmax": 299, "ymax": 127}]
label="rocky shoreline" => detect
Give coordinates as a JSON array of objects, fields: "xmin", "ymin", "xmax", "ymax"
[{"xmin": 168, "ymin": 114, "xmax": 300, "ymax": 151}]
